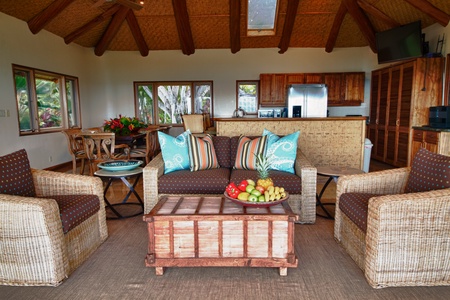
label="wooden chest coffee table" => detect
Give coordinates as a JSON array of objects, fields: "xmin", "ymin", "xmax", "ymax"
[{"xmin": 144, "ymin": 195, "xmax": 298, "ymax": 276}]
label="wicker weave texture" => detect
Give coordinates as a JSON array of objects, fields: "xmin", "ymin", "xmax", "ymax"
[
  {"xmin": 216, "ymin": 119, "xmax": 365, "ymax": 169},
  {"xmin": 334, "ymin": 167, "xmax": 450, "ymax": 288},
  {"xmin": 0, "ymin": 169, "xmax": 108, "ymax": 286},
  {"xmin": 143, "ymin": 148, "xmax": 317, "ymax": 224}
]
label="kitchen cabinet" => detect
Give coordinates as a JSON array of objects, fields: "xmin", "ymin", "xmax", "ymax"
[
  {"xmin": 259, "ymin": 74, "xmax": 286, "ymax": 106},
  {"xmin": 411, "ymin": 128, "xmax": 450, "ymax": 162},
  {"xmin": 367, "ymin": 57, "xmax": 444, "ymax": 167},
  {"xmin": 262, "ymin": 72, "xmax": 365, "ymax": 107}
]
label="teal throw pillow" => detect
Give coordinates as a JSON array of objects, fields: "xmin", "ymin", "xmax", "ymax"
[
  {"xmin": 262, "ymin": 129, "xmax": 300, "ymax": 174},
  {"xmin": 158, "ymin": 130, "xmax": 191, "ymax": 174}
]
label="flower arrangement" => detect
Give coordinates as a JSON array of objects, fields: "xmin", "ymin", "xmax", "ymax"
[{"xmin": 103, "ymin": 115, "xmax": 146, "ymax": 136}]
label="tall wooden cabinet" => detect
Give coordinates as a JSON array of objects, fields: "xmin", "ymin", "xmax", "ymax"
[
  {"xmin": 259, "ymin": 74, "xmax": 287, "ymax": 106},
  {"xmin": 367, "ymin": 57, "xmax": 444, "ymax": 167}
]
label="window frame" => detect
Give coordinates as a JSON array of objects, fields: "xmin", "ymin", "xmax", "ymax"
[
  {"xmin": 134, "ymin": 81, "xmax": 214, "ymax": 126},
  {"xmin": 236, "ymin": 80, "xmax": 259, "ymax": 115},
  {"xmin": 12, "ymin": 64, "xmax": 81, "ymax": 136}
]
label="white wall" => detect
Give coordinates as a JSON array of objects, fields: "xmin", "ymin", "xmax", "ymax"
[{"xmin": 0, "ymin": 12, "xmax": 449, "ymax": 168}]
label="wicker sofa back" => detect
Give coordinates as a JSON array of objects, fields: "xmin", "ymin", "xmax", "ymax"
[{"xmin": 143, "ymin": 135, "xmax": 317, "ymax": 223}]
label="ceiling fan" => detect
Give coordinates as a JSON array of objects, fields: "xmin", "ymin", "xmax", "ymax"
[{"xmin": 94, "ymin": 0, "xmax": 143, "ymax": 10}]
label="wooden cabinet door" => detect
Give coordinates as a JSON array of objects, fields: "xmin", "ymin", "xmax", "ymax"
[
  {"xmin": 259, "ymin": 74, "xmax": 286, "ymax": 106},
  {"xmin": 286, "ymin": 74, "xmax": 305, "ymax": 84},
  {"xmin": 344, "ymin": 73, "xmax": 365, "ymax": 104},
  {"xmin": 304, "ymin": 73, "xmax": 323, "ymax": 84},
  {"xmin": 271, "ymin": 74, "xmax": 286, "ymax": 106},
  {"xmin": 324, "ymin": 73, "xmax": 343, "ymax": 104}
]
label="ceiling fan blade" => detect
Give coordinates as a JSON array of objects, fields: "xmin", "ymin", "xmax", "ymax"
[{"xmin": 114, "ymin": 0, "xmax": 143, "ymax": 10}]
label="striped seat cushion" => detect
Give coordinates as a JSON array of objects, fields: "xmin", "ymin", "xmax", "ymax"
[{"xmin": 43, "ymin": 194, "xmax": 100, "ymax": 234}]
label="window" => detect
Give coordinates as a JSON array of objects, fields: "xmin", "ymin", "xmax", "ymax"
[
  {"xmin": 134, "ymin": 81, "xmax": 213, "ymax": 125},
  {"xmin": 237, "ymin": 81, "xmax": 259, "ymax": 114},
  {"xmin": 247, "ymin": 0, "xmax": 279, "ymax": 36},
  {"xmin": 13, "ymin": 65, "xmax": 81, "ymax": 135}
]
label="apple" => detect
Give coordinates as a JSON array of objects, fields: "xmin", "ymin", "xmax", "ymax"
[
  {"xmin": 255, "ymin": 185, "xmax": 265, "ymax": 194},
  {"xmin": 246, "ymin": 179, "xmax": 256, "ymax": 186},
  {"xmin": 248, "ymin": 194, "xmax": 258, "ymax": 202},
  {"xmin": 245, "ymin": 185, "xmax": 255, "ymax": 193},
  {"xmin": 237, "ymin": 192, "xmax": 250, "ymax": 201},
  {"xmin": 258, "ymin": 195, "xmax": 266, "ymax": 202},
  {"xmin": 250, "ymin": 189, "xmax": 261, "ymax": 197}
]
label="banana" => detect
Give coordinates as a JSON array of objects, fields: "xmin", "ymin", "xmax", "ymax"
[
  {"xmin": 264, "ymin": 191, "xmax": 270, "ymax": 202},
  {"xmin": 280, "ymin": 192, "xmax": 286, "ymax": 198},
  {"xmin": 275, "ymin": 194, "xmax": 281, "ymax": 200},
  {"xmin": 274, "ymin": 186, "xmax": 280, "ymax": 195},
  {"xmin": 267, "ymin": 186, "xmax": 274, "ymax": 195},
  {"xmin": 269, "ymin": 194, "xmax": 275, "ymax": 201}
]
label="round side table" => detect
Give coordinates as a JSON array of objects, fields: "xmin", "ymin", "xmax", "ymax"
[
  {"xmin": 94, "ymin": 167, "xmax": 144, "ymax": 219},
  {"xmin": 316, "ymin": 166, "xmax": 365, "ymax": 219}
]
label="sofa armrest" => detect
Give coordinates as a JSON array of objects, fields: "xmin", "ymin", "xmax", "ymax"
[
  {"xmin": 0, "ymin": 194, "xmax": 69, "ymax": 285},
  {"xmin": 143, "ymin": 153, "xmax": 165, "ymax": 213},
  {"xmin": 32, "ymin": 169, "xmax": 108, "ymax": 242},
  {"xmin": 364, "ymin": 188, "xmax": 450, "ymax": 288},
  {"xmin": 293, "ymin": 148, "xmax": 317, "ymax": 223}
]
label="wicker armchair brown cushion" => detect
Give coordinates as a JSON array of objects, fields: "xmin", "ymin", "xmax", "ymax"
[
  {"xmin": 0, "ymin": 149, "xmax": 35, "ymax": 197},
  {"xmin": 0, "ymin": 149, "xmax": 108, "ymax": 286},
  {"xmin": 334, "ymin": 150, "xmax": 450, "ymax": 288}
]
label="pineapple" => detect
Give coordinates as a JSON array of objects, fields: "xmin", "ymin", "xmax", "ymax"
[{"xmin": 256, "ymin": 154, "xmax": 274, "ymax": 189}]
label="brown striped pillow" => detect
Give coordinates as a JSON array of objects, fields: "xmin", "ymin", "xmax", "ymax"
[
  {"xmin": 187, "ymin": 134, "xmax": 219, "ymax": 171},
  {"xmin": 233, "ymin": 135, "xmax": 268, "ymax": 170}
]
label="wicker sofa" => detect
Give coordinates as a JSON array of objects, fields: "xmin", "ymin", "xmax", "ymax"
[
  {"xmin": 334, "ymin": 148, "xmax": 450, "ymax": 288},
  {"xmin": 0, "ymin": 149, "xmax": 108, "ymax": 286},
  {"xmin": 143, "ymin": 135, "xmax": 317, "ymax": 223}
]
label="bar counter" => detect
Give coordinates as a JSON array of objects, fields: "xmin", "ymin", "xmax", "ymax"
[{"xmin": 214, "ymin": 117, "xmax": 367, "ymax": 169}]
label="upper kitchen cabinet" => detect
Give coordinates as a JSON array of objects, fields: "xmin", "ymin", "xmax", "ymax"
[
  {"xmin": 261, "ymin": 72, "xmax": 365, "ymax": 107},
  {"xmin": 260, "ymin": 74, "xmax": 287, "ymax": 106}
]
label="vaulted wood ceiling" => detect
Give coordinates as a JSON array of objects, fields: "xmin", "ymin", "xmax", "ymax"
[{"xmin": 1, "ymin": 0, "xmax": 449, "ymax": 57}]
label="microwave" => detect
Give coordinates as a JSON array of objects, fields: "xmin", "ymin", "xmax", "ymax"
[{"xmin": 258, "ymin": 109, "xmax": 274, "ymax": 118}]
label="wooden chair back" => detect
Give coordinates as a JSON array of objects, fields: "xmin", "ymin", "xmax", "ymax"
[
  {"xmin": 62, "ymin": 128, "xmax": 87, "ymax": 174},
  {"xmin": 182, "ymin": 114, "xmax": 205, "ymax": 135},
  {"xmin": 81, "ymin": 132, "xmax": 129, "ymax": 175}
]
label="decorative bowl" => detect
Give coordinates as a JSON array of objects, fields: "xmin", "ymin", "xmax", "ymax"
[
  {"xmin": 97, "ymin": 160, "xmax": 143, "ymax": 171},
  {"xmin": 223, "ymin": 191, "xmax": 289, "ymax": 207}
]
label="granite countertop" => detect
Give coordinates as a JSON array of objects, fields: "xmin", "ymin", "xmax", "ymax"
[{"xmin": 413, "ymin": 126, "xmax": 450, "ymax": 132}]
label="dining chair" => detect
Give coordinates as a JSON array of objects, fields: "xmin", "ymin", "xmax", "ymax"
[
  {"xmin": 202, "ymin": 112, "xmax": 216, "ymax": 135},
  {"xmin": 62, "ymin": 128, "xmax": 87, "ymax": 174},
  {"xmin": 81, "ymin": 132, "xmax": 130, "ymax": 175}
]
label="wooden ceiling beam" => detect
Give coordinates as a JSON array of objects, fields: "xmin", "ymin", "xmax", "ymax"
[
  {"xmin": 325, "ymin": 1, "xmax": 347, "ymax": 53},
  {"xmin": 403, "ymin": 0, "xmax": 450, "ymax": 26},
  {"xmin": 343, "ymin": 0, "xmax": 377, "ymax": 52},
  {"xmin": 28, "ymin": 0, "xmax": 73, "ymax": 34},
  {"xmin": 126, "ymin": 9, "xmax": 149, "ymax": 57},
  {"xmin": 64, "ymin": 5, "xmax": 121, "ymax": 44},
  {"xmin": 95, "ymin": 6, "xmax": 130, "ymax": 56},
  {"xmin": 229, "ymin": 0, "xmax": 241, "ymax": 54},
  {"xmin": 278, "ymin": 0, "xmax": 300, "ymax": 54},
  {"xmin": 357, "ymin": 0, "xmax": 400, "ymax": 28},
  {"xmin": 172, "ymin": 0, "xmax": 195, "ymax": 55}
]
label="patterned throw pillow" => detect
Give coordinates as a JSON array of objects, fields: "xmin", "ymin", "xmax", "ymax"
[
  {"xmin": 158, "ymin": 130, "xmax": 191, "ymax": 174},
  {"xmin": 262, "ymin": 129, "xmax": 300, "ymax": 174},
  {"xmin": 187, "ymin": 134, "xmax": 219, "ymax": 171},
  {"xmin": 0, "ymin": 149, "xmax": 36, "ymax": 197},
  {"xmin": 405, "ymin": 147, "xmax": 450, "ymax": 193},
  {"xmin": 233, "ymin": 135, "xmax": 268, "ymax": 170}
]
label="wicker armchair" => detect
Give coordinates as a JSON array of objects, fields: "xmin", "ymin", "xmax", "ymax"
[
  {"xmin": 334, "ymin": 165, "xmax": 450, "ymax": 288},
  {"xmin": 0, "ymin": 151, "xmax": 108, "ymax": 286}
]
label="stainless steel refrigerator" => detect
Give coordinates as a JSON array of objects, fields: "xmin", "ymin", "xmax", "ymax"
[{"xmin": 287, "ymin": 84, "xmax": 328, "ymax": 118}]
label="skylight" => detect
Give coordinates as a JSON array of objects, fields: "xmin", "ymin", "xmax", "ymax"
[{"xmin": 247, "ymin": 0, "xmax": 279, "ymax": 36}]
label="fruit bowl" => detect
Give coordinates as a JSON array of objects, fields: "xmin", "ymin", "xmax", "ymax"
[{"xmin": 223, "ymin": 191, "xmax": 289, "ymax": 207}]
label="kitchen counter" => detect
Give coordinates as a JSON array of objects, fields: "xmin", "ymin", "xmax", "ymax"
[
  {"xmin": 412, "ymin": 126, "xmax": 450, "ymax": 132},
  {"xmin": 214, "ymin": 117, "xmax": 367, "ymax": 169}
]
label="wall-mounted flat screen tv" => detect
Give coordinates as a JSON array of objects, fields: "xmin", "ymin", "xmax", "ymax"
[{"xmin": 375, "ymin": 21, "xmax": 423, "ymax": 64}]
